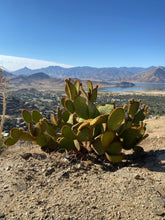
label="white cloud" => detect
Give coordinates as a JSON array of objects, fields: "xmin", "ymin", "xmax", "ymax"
[{"xmin": 0, "ymin": 55, "xmax": 73, "ymax": 71}]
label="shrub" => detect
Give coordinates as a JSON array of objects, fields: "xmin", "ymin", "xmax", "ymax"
[{"xmin": 4, "ymin": 78, "xmax": 149, "ymax": 163}]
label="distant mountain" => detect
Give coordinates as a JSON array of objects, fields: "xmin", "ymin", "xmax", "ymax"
[
  {"xmin": 27, "ymin": 72, "xmax": 50, "ymax": 80},
  {"xmin": 12, "ymin": 67, "xmax": 33, "ymax": 75},
  {"xmin": 119, "ymin": 66, "xmax": 156, "ymax": 73},
  {"xmin": 1, "ymin": 70, "xmax": 14, "ymax": 79},
  {"xmin": 10, "ymin": 72, "xmax": 50, "ymax": 85},
  {"xmin": 12, "ymin": 66, "xmax": 157, "ymax": 81},
  {"xmin": 131, "ymin": 66, "xmax": 165, "ymax": 83}
]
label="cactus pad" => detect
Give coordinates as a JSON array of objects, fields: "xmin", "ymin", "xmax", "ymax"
[
  {"xmin": 91, "ymin": 136, "xmax": 105, "ymax": 155},
  {"xmin": 61, "ymin": 125, "xmax": 76, "ymax": 140},
  {"xmin": 77, "ymin": 127, "xmax": 92, "ymax": 141},
  {"xmin": 101, "ymin": 130, "xmax": 115, "ymax": 149},
  {"xmin": 74, "ymin": 96, "xmax": 89, "ymax": 119},
  {"xmin": 22, "ymin": 109, "xmax": 32, "ymax": 123},
  {"xmin": 108, "ymin": 107, "xmax": 125, "ymax": 131},
  {"xmin": 10, "ymin": 128, "xmax": 22, "ymax": 139},
  {"xmin": 97, "ymin": 103, "xmax": 114, "ymax": 115},
  {"xmin": 105, "ymin": 153, "xmax": 124, "ymax": 163},
  {"xmin": 58, "ymin": 137, "xmax": 75, "ymax": 152},
  {"xmin": 128, "ymin": 99, "xmax": 140, "ymax": 118},
  {"xmin": 65, "ymin": 99, "xmax": 75, "ymax": 113},
  {"xmin": 4, "ymin": 137, "xmax": 18, "ymax": 146},
  {"xmin": 20, "ymin": 132, "xmax": 34, "ymax": 141},
  {"xmin": 32, "ymin": 110, "xmax": 43, "ymax": 123},
  {"xmin": 106, "ymin": 141, "xmax": 122, "ymax": 155}
]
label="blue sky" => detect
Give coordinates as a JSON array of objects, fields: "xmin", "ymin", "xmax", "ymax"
[{"xmin": 0, "ymin": 0, "xmax": 165, "ymax": 69}]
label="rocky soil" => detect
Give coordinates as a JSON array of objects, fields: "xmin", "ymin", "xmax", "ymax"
[{"xmin": 0, "ymin": 117, "xmax": 165, "ymax": 220}]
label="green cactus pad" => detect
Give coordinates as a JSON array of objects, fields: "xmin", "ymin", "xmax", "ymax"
[
  {"xmin": 57, "ymin": 107, "xmax": 62, "ymax": 124},
  {"xmin": 97, "ymin": 103, "xmax": 114, "ymax": 115},
  {"xmin": 74, "ymin": 96, "xmax": 89, "ymax": 119},
  {"xmin": 91, "ymin": 136, "xmax": 105, "ymax": 155},
  {"xmin": 28, "ymin": 122, "xmax": 34, "ymax": 136},
  {"xmin": 105, "ymin": 153, "xmax": 124, "ymax": 163},
  {"xmin": 32, "ymin": 125, "xmax": 41, "ymax": 137},
  {"xmin": 32, "ymin": 110, "xmax": 43, "ymax": 123},
  {"xmin": 4, "ymin": 137, "xmax": 18, "ymax": 146},
  {"xmin": 133, "ymin": 109, "xmax": 147, "ymax": 126},
  {"xmin": 80, "ymin": 84, "xmax": 89, "ymax": 101},
  {"xmin": 61, "ymin": 125, "xmax": 76, "ymax": 140},
  {"xmin": 93, "ymin": 124, "xmax": 103, "ymax": 138},
  {"xmin": 90, "ymin": 86, "xmax": 98, "ymax": 103},
  {"xmin": 90, "ymin": 114, "xmax": 108, "ymax": 127},
  {"xmin": 78, "ymin": 119, "xmax": 92, "ymax": 131},
  {"xmin": 88, "ymin": 101, "xmax": 99, "ymax": 118},
  {"xmin": 58, "ymin": 137, "xmax": 75, "ymax": 152},
  {"xmin": 10, "ymin": 128, "xmax": 22, "ymax": 139},
  {"xmin": 134, "ymin": 127, "xmax": 147, "ymax": 146},
  {"xmin": 77, "ymin": 127, "xmax": 92, "ymax": 141},
  {"xmin": 62, "ymin": 110, "xmax": 70, "ymax": 123},
  {"xmin": 47, "ymin": 138, "xmax": 58, "ymax": 150},
  {"xmin": 35, "ymin": 134, "xmax": 48, "ymax": 147},
  {"xmin": 61, "ymin": 97, "xmax": 67, "ymax": 107},
  {"xmin": 65, "ymin": 81, "xmax": 77, "ymax": 100},
  {"xmin": 106, "ymin": 141, "xmax": 122, "ymax": 155},
  {"xmin": 133, "ymin": 146, "xmax": 144, "ymax": 154},
  {"xmin": 117, "ymin": 119, "xmax": 132, "ymax": 135},
  {"xmin": 101, "ymin": 130, "xmax": 115, "ymax": 149},
  {"xmin": 120, "ymin": 127, "xmax": 138, "ymax": 150},
  {"xmin": 65, "ymin": 99, "xmax": 75, "ymax": 113},
  {"xmin": 22, "ymin": 109, "xmax": 32, "ymax": 123},
  {"xmin": 108, "ymin": 107, "xmax": 125, "ymax": 131},
  {"xmin": 38, "ymin": 119, "xmax": 48, "ymax": 133},
  {"xmin": 20, "ymin": 132, "xmax": 34, "ymax": 141},
  {"xmin": 128, "ymin": 99, "xmax": 140, "ymax": 118},
  {"xmin": 46, "ymin": 123, "xmax": 57, "ymax": 137}
]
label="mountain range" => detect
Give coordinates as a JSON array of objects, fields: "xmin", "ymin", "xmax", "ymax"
[{"xmin": 1, "ymin": 65, "xmax": 165, "ymax": 83}]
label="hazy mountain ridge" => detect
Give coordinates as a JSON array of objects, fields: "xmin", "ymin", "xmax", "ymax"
[
  {"xmin": 2, "ymin": 65, "xmax": 165, "ymax": 83},
  {"xmin": 11, "ymin": 65, "xmax": 156, "ymax": 81}
]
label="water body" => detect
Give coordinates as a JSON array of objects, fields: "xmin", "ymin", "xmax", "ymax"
[{"xmin": 101, "ymin": 83, "xmax": 165, "ymax": 92}]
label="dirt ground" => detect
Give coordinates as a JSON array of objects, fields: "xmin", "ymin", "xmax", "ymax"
[{"xmin": 0, "ymin": 116, "xmax": 165, "ymax": 220}]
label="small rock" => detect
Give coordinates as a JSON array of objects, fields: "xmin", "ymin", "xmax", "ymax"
[
  {"xmin": 0, "ymin": 213, "xmax": 5, "ymax": 218},
  {"xmin": 154, "ymin": 208, "xmax": 165, "ymax": 216},
  {"xmin": 6, "ymin": 166, "xmax": 11, "ymax": 171},
  {"xmin": 61, "ymin": 171, "xmax": 70, "ymax": 179},
  {"xmin": 153, "ymin": 196, "xmax": 165, "ymax": 207},
  {"xmin": 63, "ymin": 215, "xmax": 70, "ymax": 220},
  {"xmin": 3, "ymin": 185, "xmax": 8, "ymax": 189},
  {"xmin": 10, "ymin": 193, "xmax": 14, "ymax": 197},
  {"xmin": 155, "ymin": 185, "xmax": 165, "ymax": 198},
  {"xmin": 45, "ymin": 167, "xmax": 55, "ymax": 176},
  {"xmin": 32, "ymin": 153, "xmax": 47, "ymax": 160},
  {"xmin": 134, "ymin": 174, "xmax": 145, "ymax": 180},
  {"xmin": 21, "ymin": 153, "xmax": 32, "ymax": 160}
]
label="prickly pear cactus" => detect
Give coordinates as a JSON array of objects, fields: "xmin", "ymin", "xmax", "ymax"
[{"xmin": 4, "ymin": 78, "xmax": 149, "ymax": 163}]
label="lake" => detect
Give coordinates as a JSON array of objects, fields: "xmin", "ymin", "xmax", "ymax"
[{"xmin": 101, "ymin": 83, "xmax": 165, "ymax": 92}]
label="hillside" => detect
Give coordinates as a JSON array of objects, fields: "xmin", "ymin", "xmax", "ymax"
[
  {"xmin": 131, "ymin": 66, "xmax": 165, "ymax": 83},
  {"xmin": 0, "ymin": 116, "xmax": 165, "ymax": 219}
]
